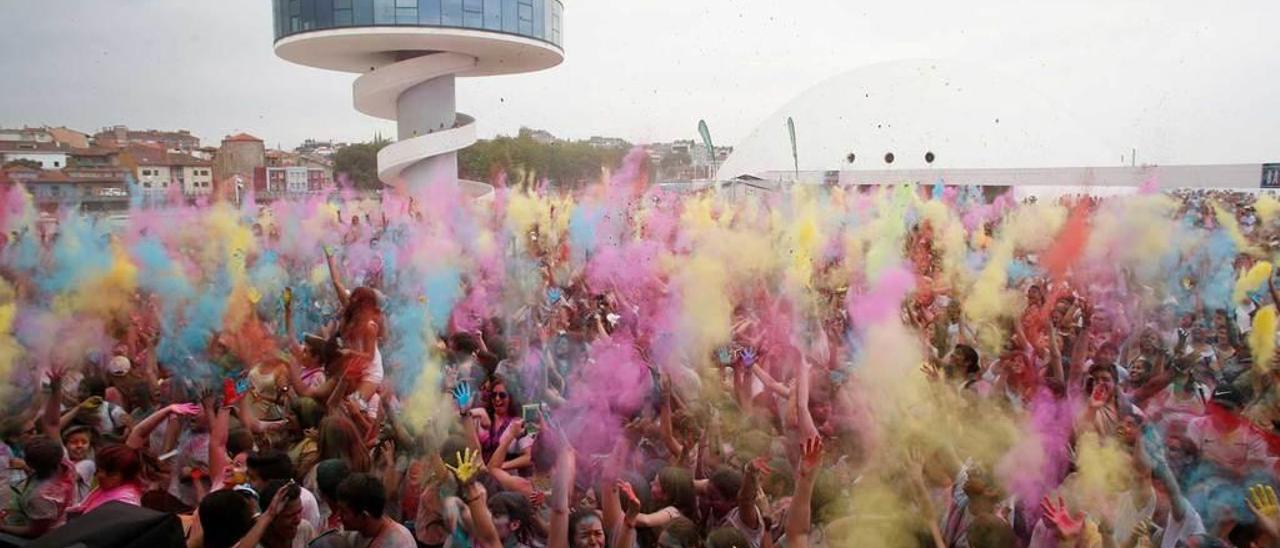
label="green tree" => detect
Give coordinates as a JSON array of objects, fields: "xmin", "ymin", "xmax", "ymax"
[
  {"xmin": 332, "ymin": 135, "xmax": 390, "ymax": 190},
  {"xmin": 2, "ymin": 159, "xmax": 43, "ymax": 170},
  {"xmin": 459, "ymin": 132, "xmax": 634, "ymax": 190}
]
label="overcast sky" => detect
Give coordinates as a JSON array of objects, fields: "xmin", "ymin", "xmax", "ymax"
[{"xmin": 0, "ymin": 0, "xmax": 1276, "ymax": 162}]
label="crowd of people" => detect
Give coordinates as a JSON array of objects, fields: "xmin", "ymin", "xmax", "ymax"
[{"xmin": 0, "ymin": 169, "xmax": 1278, "ymax": 548}]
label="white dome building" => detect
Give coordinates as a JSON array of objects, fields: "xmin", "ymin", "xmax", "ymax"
[
  {"xmin": 718, "ymin": 59, "xmax": 1123, "ymax": 179},
  {"xmin": 716, "ymin": 60, "xmax": 1271, "ymax": 193}
]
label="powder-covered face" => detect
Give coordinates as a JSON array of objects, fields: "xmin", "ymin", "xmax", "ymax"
[
  {"xmin": 65, "ymin": 432, "xmax": 91, "ymax": 461},
  {"xmin": 572, "ymin": 514, "xmax": 605, "ymax": 548}
]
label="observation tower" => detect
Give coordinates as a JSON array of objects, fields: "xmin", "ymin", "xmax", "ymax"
[{"xmin": 271, "ymin": 0, "xmax": 564, "ymax": 195}]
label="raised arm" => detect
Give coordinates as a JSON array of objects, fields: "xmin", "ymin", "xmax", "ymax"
[
  {"xmin": 611, "ymin": 481, "xmax": 642, "ymax": 548},
  {"xmin": 235, "ymin": 392, "xmax": 286, "ymax": 435},
  {"xmin": 127, "ymin": 403, "xmax": 200, "ymax": 450},
  {"xmin": 750, "ymin": 362, "xmax": 793, "ymax": 399},
  {"xmin": 786, "ymin": 437, "xmax": 824, "ymax": 548},
  {"xmin": 284, "ymin": 350, "xmax": 332, "ymax": 401},
  {"xmin": 737, "ymin": 459, "xmax": 765, "ymax": 530},
  {"xmin": 1047, "ymin": 324, "xmax": 1065, "ymax": 386},
  {"xmin": 234, "ymin": 486, "xmax": 291, "ymax": 548},
  {"xmin": 208, "ymin": 403, "xmax": 231, "ymax": 492},
  {"xmin": 657, "ymin": 375, "xmax": 685, "ymax": 459},
  {"xmin": 797, "ymin": 358, "xmax": 818, "ymax": 439},
  {"xmin": 443, "ymin": 447, "xmax": 500, "ymax": 548},
  {"xmin": 1068, "ymin": 304, "xmax": 1093, "ymax": 384},
  {"xmin": 486, "ymin": 419, "xmax": 534, "ymax": 496},
  {"xmin": 324, "ymin": 246, "xmax": 350, "ymax": 308},
  {"xmin": 547, "ymin": 445, "xmax": 575, "ymax": 548},
  {"xmin": 1145, "ymin": 443, "xmax": 1188, "ymax": 523},
  {"xmin": 41, "ymin": 368, "xmax": 65, "ymax": 442}
]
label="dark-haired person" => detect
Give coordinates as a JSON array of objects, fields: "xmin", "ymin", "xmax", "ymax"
[
  {"xmin": 196, "ymin": 489, "xmax": 257, "ymax": 548},
  {"xmin": 488, "ymin": 491, "xmax": 538, "ymax": 548},
  {"xmin": 333, "ymin": 473, "xmax": 415, "ymax": 547},
  {"xmin": 324, "ymin": 249, "xmax": 386, "ymax": 420},
  {"xmin": 311, "ymin": 458, "xmax": 350, "ymax": 534},
  {"xmin": 67, "ymin": 443, "xmax": 144, "ymax": 516},
  {"xmin": 474, "ymin": 377, "xmax": 532, "ymax": 471},
  {"xmin": 246, "ymin": 450, "xmax": 322, "ymax": 533},
  {"xmin": 634, "ymin": 466, "xmax": 698, "ymax": 531},
  {"xmin": 0, "ymin": 369, "xmax": 77, "ymax": 538},
  {"xmin": 253, "ymin": 480, "xmax": 316, "ymax": 548},
  {"xmin": 706, "ymin": 527, "xmax": 751, "ymax": 548},
  {"xmin": 949, "ymin": 343, "xmax": 986, "ymax": 392},
  {"xmin": 61, "ymin": 424, "xmax": 95, "ymax": 505}
]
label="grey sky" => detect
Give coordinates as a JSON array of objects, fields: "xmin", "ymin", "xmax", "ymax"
[{"xmin": 0, "ymin": 0, "xmax": 1276, "ymax": 163}]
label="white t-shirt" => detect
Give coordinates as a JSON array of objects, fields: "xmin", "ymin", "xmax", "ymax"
[
  {"xmin": 1184, "ymin": 416, "xmax": 1276, "ymax": 471},
  {"xmin": 722, "ymin": 506, "xmax": 765, "ymax": 548},
  {"xmin": 72, "ymin": 459, "xmax": 95, "ymax": 506},
  {"xmin": 299, "ymin": 487, "xmax": 323, "ymax": 534},
  {"xmin": 1160, "ymin": 497, "xmax": 1205, "ymax": 548},
  {"xmin": 74, "ymin": 402, "xmax": 129, "ymax": 435}
]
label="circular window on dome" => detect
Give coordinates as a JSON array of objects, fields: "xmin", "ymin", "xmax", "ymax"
[
  {"xmin": 925, "ymin": 151, "xmax": 935, "ymax": 164},
  {"xmin": 884, "ymin": 152, "xmax": 895, "ymax": 164},
  {"xmin": 846, "ymin": 153, "xmax": 856, "ymax": 164}
]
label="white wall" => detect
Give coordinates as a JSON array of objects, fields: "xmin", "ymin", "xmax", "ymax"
[
  {"xmin": 3, "ymin": 151, "xmax": 67, "ymax": 169},
  {"xmin": 136, "ymin": 165, "xmax": 172, "ymax": 193},
  {"xmin": 761, "ymin": 164, "xmax": 1270, "ymax": 190},
  {"xmin": 182, "ymin": 166, "xmax": 214, "ymax": 195},
  {"xmin": 285, "ymin": 167, "xmax": 308, "ymax": 193}
]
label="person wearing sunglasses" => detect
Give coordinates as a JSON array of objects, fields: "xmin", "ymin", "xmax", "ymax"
[{"xmin": 471, "ymin": 377, "xmax": 534, "ymax": 477}]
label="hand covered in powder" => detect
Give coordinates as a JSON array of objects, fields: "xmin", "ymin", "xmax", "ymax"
[
  {"xmin": 452, "ymin": 382, "xmax": 474, "ymax": 411},
  {"xmin": 799, "ymin": 436, "xmax": 823, "ymax": 477},
  {"xmin": 168, "ymin": 403, "xmax": 203, "ymax": 417},
  {"xmin": 1040, "ymin": 496, "xmax": 1085, "ymax": 540},
  {"xmin": 445, "ymin": 447, "xmax": 484, "ymax": 487},
  {"xmin": 1247, "ymin": 484, "xmax": 1280, "ymax": 538}
]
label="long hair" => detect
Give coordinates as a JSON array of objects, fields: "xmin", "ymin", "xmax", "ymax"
[
  {"xmin": 657, "ymin": 466, "xmax": 699, "ymax": 523},
  {"xmin": 317, "ymin": 415, "xmax": 370, "ymax": 473},
  {"xmin": 484, "ymin": 376, "xmax": 521, "ymax": 420},
  {"xmin": 342, "ymin": 287, "xmax": 382, "ymax": 332},
  {"xmin": 290, "ymin": 397, "xmax": 324, "ymax": 432}
]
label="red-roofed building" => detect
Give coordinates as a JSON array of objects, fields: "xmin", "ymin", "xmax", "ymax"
[
  {"xmin": 93, "ymin": 125, "xmax": 200, "ymax": 153},
  {"xmin": 123, "ymin": 143, "xmax": 213, "ymax": 196},
  {"xmin": 11, "ymin": 167, "xmax": 131, "ymax": 213},
  {"xmin": 68, "ymin": 147, "xmax": 122, "ymax": 168},
  {"xmin": 263, "ymin": 149, "xmax": 333, "ymax": 196},
  {"xmin": 0, "ymin": 141, "xmax": 70, "ymax": 170}
]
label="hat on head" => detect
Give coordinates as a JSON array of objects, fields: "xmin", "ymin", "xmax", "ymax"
[
  {"xmin": 1211, "ymin": 385, "xmax": 1245, "ymax": 410},
  {"xmin": 106, "ymin": 356, "xmax": 131, "ymax": 377}
]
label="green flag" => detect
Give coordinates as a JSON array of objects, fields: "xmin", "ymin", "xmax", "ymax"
[
  {"xmin": 698, "ymin": 120, "xmax": 714, "ymax": 153},
  {"xmin": 698, "ymin": 120, "xmax": 715, "ymax": 178}
]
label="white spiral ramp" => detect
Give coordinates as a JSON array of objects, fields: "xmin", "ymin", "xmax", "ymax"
[{"xmin": 274, "ymin": 26, "xmax": 565, "ymax": 198}]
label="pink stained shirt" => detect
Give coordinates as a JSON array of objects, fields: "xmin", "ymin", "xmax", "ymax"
[{"xmin": 69, "ymin": 482, "xmax": 143, "ymax": 516}]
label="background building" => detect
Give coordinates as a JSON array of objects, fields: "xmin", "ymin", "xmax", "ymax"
[
  {"xmin": 214, "ymin": 133, "xmax": 266, "ymax": 194},
  {"xmin": 124, "ymin": 143, "xmax": 214, "ymax": 196},
  {"xmin": 716, "ymin": 60, "xmax": 1277, "ymax": 195},
  {"xmin": 264, "ymin": 148, "xmax": 332, "ymax": 197},
  {"xmin": 93, "ymin": 126, "xmax": 201, "ymax": 153},
  {"xmin": 0, "ymin": 141, "xmax": 69, "ymax": 169},
  {"xmin": 269, "ymin": 0, "xmax": 565, "ymax": 198}
]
